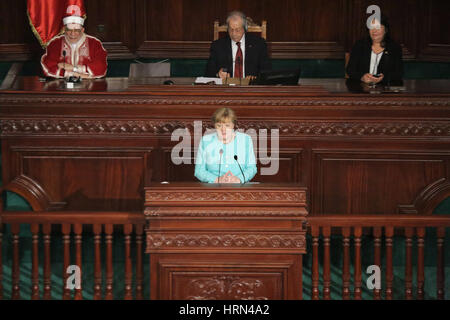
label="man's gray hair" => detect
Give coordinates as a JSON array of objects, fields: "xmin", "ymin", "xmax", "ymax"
[{"xmin": 226, "ymin": 10, "xmax": 248, "ymax": 31}]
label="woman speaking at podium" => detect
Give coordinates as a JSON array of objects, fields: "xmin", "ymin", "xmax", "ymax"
[{"xmin": 195, "ymin": 107, "xmax": 257, "ymax": 183}]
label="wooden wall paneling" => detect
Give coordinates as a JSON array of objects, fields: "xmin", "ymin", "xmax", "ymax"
[
  {"xmin": 8, "ymin": 142, "xmax": 153, "ymax": 211},
  {"xmin": 0, "ymin": 0, "xmax": 448, "ymax": 62},
  {"xmin": 0, "ymin": 0, "xmax": 42, "ymax": 61},
  {"xmin": 84, "ymin": 0, "xmax": 136, "ymax": 59},
  {"xmin": 347, "ymin": 0, "xmax": 419, "ymax": 60},
  {"xmin": 312, "ymin": 149, "xmax": 449, "ymax": 215},
  {"xmin": 418, "ymin": 0, "xmax": 450, "ymax": 62}
]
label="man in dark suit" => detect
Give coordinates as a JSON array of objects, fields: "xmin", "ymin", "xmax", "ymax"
[{"xmin": 205, "ymin": 11, "xmax": 271, "ymax": 79}]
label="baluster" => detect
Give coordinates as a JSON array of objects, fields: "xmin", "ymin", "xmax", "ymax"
[
  {"xmin": 436, "ymin": 227, "xmax": 445, "ymax": 300},
  {"xmin": 405, "ymin": 227, "xmax": 414, "ymax": 300},
  {"xmin": 416, "ymin": 227, "xmax": 425, "ymax": 300},
  {"xmin": 124, "ymin": 224, "xmax": 133, "ymax": 300},
  {"xmin": 322, "ymin": 226, "xmax": 331, "ymax": 300},
  {"xmin": 62, "ymin": 224, "xmax": 71, "ymax": 300},
  {"xmin": 93, "ymin": 224, "xmax": 102, "ymax": 300},
  {"xmin": 31, "ymin": 224, "xmax": 40, "ymax": 300},
  {"xmin": 385, "ymin": 226, "xmax": 394, "ymax": 300},
  {"xmin": 311, "ymin": 225, "xmax": 320, "ymax": 300},
  {"xmin": 105, "ymin": 224, "xmax": 114, "ymax": 300},
  {"xmin": 42, "ymin": 224, "xmax": 52, "ymax": 299},
  {"xmin": 0, "ymin": 223, "xmax": 3, "ymax": 300},
  {"xmin": 11, "ymin": 223, "xmax": 21, "ymax": 300},
  {"xmin": 73, "ymin": 224, "xmax": 83, "ymax": 300},
  {"xmin": 353, "ymin": 227, "xmax": 362, "ymax": 300},
  {"xmin": 373, "ymin": 227, "xmax": 382, "ymax": 300},
  {"xmin": 135, "ymin": 224, "xmax": 144, "ymax": 300},
  {"xmin": 342, "ymin": 227, "xmax": 351, "ymax": 300}
]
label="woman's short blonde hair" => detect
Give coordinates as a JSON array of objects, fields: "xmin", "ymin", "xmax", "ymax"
[{"xmin": 211, "ymin": 107, "xmax": 237, "ymax": 125}]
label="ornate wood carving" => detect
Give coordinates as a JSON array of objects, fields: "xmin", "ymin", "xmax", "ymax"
[
  {"xmin": 146, "ymin": 233, "xmax": 306, "ymax": 251},
  {"xmin": 1, "ymin": 96, "xmax": 449, "ymax": 107},
  {"xmin": 186, "ymin": 276, "xmax": 268, "ymax": 300},
  {"xmin": 2, "ymin": 174, "xmax": 57, "ymax": 211},
  {"xmin": 2, "ymin": 119, "xmax": 450, "ymax": 138},
  {"xmin": 144, "ymin": 207, "xmax": 306, "ymax": 217},
  {"xmin": 145, "ymin": 191, "xmax": 306, "ymax": 203}
]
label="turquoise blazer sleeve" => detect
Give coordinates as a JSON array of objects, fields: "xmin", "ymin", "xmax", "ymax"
[{"xmin": 194, "ymin": 135, "xmax": 219, "ymax": 183}]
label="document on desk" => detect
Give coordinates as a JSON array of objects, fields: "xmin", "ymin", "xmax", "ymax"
[{"xmin": 194, "ymin": 77, "xmax": 222, "ymax": 85}]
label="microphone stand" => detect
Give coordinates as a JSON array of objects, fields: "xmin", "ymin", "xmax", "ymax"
[{"xmin": 234, "ymin": 155, "xmax": 246, "ymax": 184}]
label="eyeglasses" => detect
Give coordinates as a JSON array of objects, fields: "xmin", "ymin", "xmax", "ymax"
[
  {"xmin": 215, "ymin": 122, "xmax": 234, "ymax": 129},
  {"xmin": 65, "ymin": 28, "xmax": 82, "ymax": 34}
]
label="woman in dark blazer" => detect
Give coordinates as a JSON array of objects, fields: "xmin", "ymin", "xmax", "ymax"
[{"xmin": 346, "ymin": 15, "xmax": 403, "ymax": 85}]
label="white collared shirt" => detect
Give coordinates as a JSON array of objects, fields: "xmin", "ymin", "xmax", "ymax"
[
  {"xmin": 370, "ymin": 50, "xmax": 384, "ymax": 75},
  {"xmin": 231, "ymin": 34, "xmax": 245, "ymax": 77}
]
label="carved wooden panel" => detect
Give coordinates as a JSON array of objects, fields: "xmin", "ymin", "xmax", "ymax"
[
  {"xmin": 84, "ymin": 0, "xmax": 136, "ymax": 59},
  {"xmin": 417, "ymin": 0, "xmax": 450, "ymax": 62},
  {"xmin": 312, "ymin": 150, "xmax": 449, "ymax": 214},
  {"xmin": 151, "ymin": 254, "xmax": 302, "ymax": 299},
  {"xmin": 8, "ymin": 145, "xmax": 153, "ymax": 210},
  {"xmin": 0, "ymin": 0, "xmax": 448, "ymax": 62}
]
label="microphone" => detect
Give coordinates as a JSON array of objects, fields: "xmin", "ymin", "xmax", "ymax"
[
  {"xmin": 218, "ymin": 149, "xmax": 223, "ymax": 183},
  {"xmin": 234, "ymin": 155, "xmax": 246, "ymax": 184},
  {"xmin": 62, "ymin": 50, "xmax": 67, "ymax": 70}
]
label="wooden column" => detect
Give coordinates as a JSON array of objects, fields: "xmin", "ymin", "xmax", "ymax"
[
  {"xmin": 322, "ymin": 226, "xmax": 331, "ymax": 300},
  {"xmin": 373, "ymin": 227, "xmax": 382, "ymax": 300},
  {"xmin": 436, "ymin": 227, "xmax": 445, "ymax": 300},
  {"xmin": 42, "ymin": 224, "xmax": 52, "ymax": 300},
  {"xmin": 416, "ymin": 227, "xmax": 425, "ymax": 300},
  {"xmin": 124, "ymin": 224, "xmax": 133, "ymax": 300},
  {"xmin": 93, "ymin": 224, "xmax": 102, "ymax": 300},
  {"xmin": 11, "ymin": 223, "xmax": 21, "ymax": 300},
  {"xmin": 62, "ymin": 224, "xmax": 71, "ymax": 300},
  {"xmin": 105, "ymin": 224, "xmax": 114, "ymax": 300},
  {"xmin": 311, "ymin": 225, "xmax": 320, "ymax": 300},
  {"xmin": 30, "ymin": 224, "xmax": 40, "ymax": 300},
  {"xmin": 405, "ymin": 227, "xmax": 414, "ymax": 300},
  {"xmin": 353, "ymin": 227, "xmax": 362, "ymax": 300},
  {"xmin": 342, "ymin": 227, "xmax": 351, "ymax": 300},
  {"xmin": 135, "ymin": 224, "xmax": 144, "ymax": 300},
  {"xmin": 73, "ymin": 224, "xmax": 83, "ymax": 300},
  {"xmin": 385, "ymin": 226, "xmax": 394, "ymax": 300}
]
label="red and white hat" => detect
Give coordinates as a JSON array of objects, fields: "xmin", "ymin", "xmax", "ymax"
[{"xmin": 63, "ymin": 5, "xmax": 85, "ymax": 27}]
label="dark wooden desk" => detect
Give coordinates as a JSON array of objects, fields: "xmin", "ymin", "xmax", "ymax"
[
  {"xmin": 1, "ymin": 77, "xmax": 449, "ymax": 215},
  {"xmin": 144, "ymin": 182, "xmax": 307, "ymax": 300}
]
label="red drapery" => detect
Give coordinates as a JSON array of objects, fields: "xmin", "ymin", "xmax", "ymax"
[{"xmin": 27, "ymin": 0, "xmax": 86, "ymax": 47}]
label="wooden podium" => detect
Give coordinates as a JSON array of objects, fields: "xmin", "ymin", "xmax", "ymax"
[{"xmin": 144, "ymin": 182, "xmax": 308, "ymax": 300}]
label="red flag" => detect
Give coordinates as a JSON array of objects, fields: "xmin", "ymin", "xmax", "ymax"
[{"xmin": 27, "ymin": 0, "xmax": 86, "ymax": 48}]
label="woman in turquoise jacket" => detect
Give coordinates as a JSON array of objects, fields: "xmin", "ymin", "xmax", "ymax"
[{"xmin": 195, "ymin": 107, "xmax": 257, "ymax": 183}]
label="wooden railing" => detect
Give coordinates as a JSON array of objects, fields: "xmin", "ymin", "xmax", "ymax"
[
  {"xmin": 307, "ymin": 215, "xmax": 449, "ymax": 300},
  {"xmin": 0, "ymin": 211, "xmax": 145, "ymax": 300},
  {"xmin": 0, "ymin": 212, "xmax": 448, "ymax": 300}
]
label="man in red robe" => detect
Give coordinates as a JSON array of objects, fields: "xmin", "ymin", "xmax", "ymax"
[{"xmin": 41, "ymin": 12, "xmax": 107, "ymax": 79}]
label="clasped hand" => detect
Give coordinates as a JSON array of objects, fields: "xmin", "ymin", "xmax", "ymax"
[
  {"xmin": 57, "ymin": 62, "xmax": 90, "ymax": 79},
  {"xmin": 217, "ymin": 68, "xmax": 256, "ymax": 81},
  {"xmin": 215, "ymin": 171, "xmax": 241, "ymax": 183},
  {"xmin": 361, "ymin": 73, "xmax": 384, "ymax": 84}
]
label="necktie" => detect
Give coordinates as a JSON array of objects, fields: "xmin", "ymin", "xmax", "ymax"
[{"xmin": 234, "ymin": 42, "xmax": 243, "ymax": 78}]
